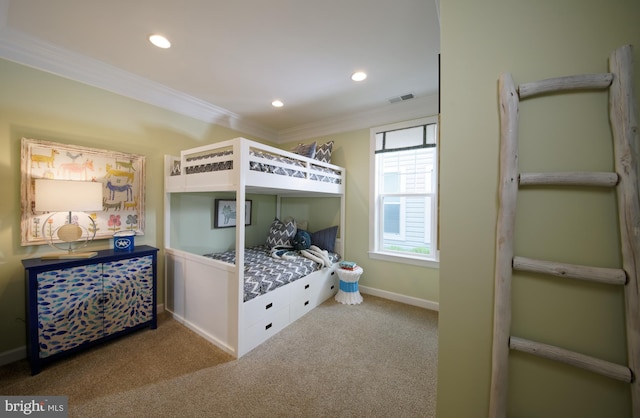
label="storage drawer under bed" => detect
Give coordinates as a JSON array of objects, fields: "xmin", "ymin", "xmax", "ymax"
[
  {"xmin": 243, "ymin": 282, "xmax": 291, "ymax": 328},
  {"xmin": 244, "ymin": 305, "xmax": 290, "ymax": 352},
  {"xmin": 290, "ymin": 269, "xmax": 338, "ymax": 321}
]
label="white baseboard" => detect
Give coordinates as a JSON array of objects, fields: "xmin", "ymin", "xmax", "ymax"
[
  {"xmin": 358, "ymin": 285, "xmax": 439, "ymax": 312},
  {"xmin": 0, "ymin": 346, "xmax": 26, "ymax": 366}
]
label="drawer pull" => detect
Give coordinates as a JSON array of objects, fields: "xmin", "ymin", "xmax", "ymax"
[
  {"xmin": 305, "ymin": 284, "xmax": 310, "ymax": 289},
  {"xmin": 304, "ymin": 300, "xmax": 309, "ymax": 306},
  {"xmin": 265, "ymin": 302, "xmax": 273, "ymax": 310},
  {"xmin": 265, "ymin": 323, "xmax": 272, "ymax": 330}
]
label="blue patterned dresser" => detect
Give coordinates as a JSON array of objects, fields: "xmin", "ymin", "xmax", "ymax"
[{"xmin": 22, "ymin": 245, "xmax": 158, "ymax": 375}]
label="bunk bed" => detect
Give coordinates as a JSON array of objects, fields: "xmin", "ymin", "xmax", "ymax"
[{"xmin": 164, "ymin": 137, "xmax": 346, "ymax": 358}]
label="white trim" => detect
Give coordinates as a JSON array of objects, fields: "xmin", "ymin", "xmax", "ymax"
[
  {"xmin": 0, "ymin": 26, "xmax": 279, "ymax": 142},
  {"xmin": 0, "ymin": 24, "xmax": 439, "ymax": 144},
  {"xmin": 0, "ymin": 346, "xmax": 26, "ymax": 366},
  {"xmin": 369, "ymin": 250, "xmax": 439, "ymax": 268},
  {"xmin": 278, "ymin": 94, "xmax": 439, "ymax": 143},
  {"xmin": 359, "ymin": 285, "xmax": 439, "ymax": 312},
  {"xmin": 369, "ymin": 116, "xmax": 440, "ymax": 264}
]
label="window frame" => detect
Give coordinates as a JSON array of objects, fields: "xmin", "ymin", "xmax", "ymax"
[
  {"xmin": 382, "ymin": 171, "xmax": 405, "ymax": 241},
  {"xmin": 369, "ymin": 116, "xmax": 439, "ymax": 268}
]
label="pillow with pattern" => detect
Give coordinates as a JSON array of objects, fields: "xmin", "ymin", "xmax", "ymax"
[
  {"xmin": 292, "ymin": 142, "xmax": 317, "ymax": 159},
  {"xmin": 266, "ymin": 218, "xmax": 297, "ymax": 248},
  {"xmin": 314, "ymin": 141, "xmax": 334, "ymax": 163}
]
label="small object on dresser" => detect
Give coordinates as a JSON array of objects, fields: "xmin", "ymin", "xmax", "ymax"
[
  {"xmin": 339, "ymin": 260, "xmax": 357, "ymax": 270},
  {"xmin": 113, "ymin": 230, "xmax": 135, "ymax": 252}
]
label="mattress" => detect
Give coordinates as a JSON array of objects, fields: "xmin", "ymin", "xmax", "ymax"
[{"xmin": 203, "ymin": 245, "xmax": 340, "ymax": 302}]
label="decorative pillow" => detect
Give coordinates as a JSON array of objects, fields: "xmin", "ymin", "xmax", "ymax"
[
  {"xmin": 292, "ymin": 230, "xmax": 311, "ymax": 250},
  {"xmin": 292, "ymin": 142, "xmax": 317, "ymax": 159},
  {"xmin": 310, "ymin": 225, "xmax": 339, "ymax": 253},
  {"xmin": 266, "ymin": 218, "xmax": 297, "ymax": 248},
  {"xmin": 314, "ymin": 141, "xmax": 334, "ymax": 163}
]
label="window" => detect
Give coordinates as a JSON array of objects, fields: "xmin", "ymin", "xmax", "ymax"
[{"xmin": 369, "ymin": 117, "xmax": 438, "ymax": 267}]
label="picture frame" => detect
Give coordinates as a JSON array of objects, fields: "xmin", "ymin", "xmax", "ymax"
[
  {"xmin": 20, "ymin": 137, "xmax": 146, "ymax": 246},
  {"xmin": 214, "ymin": 199, "xmax": 252, "ymax": 228}
]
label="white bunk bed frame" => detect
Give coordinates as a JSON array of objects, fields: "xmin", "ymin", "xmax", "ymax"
[{"xmin": 163, "ymin": 137, "xmax": 346, "ymax": 358}]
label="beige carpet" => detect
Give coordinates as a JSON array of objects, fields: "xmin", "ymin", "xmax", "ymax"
[
  {"xmin": 0, "ymin": 312, "xmax": 233, "ymax": 403},
  {"xmin": 0, "ymin": 295, "xmax": 438, "ymax": 417}
]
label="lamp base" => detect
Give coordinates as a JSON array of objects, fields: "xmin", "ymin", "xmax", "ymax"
[{"xmin": 41, "ymin": 251, "xmax": 98, "ymax": 260}]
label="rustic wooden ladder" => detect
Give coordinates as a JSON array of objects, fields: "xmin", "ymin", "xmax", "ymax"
[{"xmin": 490, "ymin": 44, "xmax": 639, "ymax": 418}]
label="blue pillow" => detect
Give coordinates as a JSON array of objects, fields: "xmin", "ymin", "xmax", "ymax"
[
  {"xmin": 311, "ymin": 226, "xmax": 338, "ymax": 253},
  {"xmin": 292, "ymin": 230, "xmax": 311, "ymax": 250}
]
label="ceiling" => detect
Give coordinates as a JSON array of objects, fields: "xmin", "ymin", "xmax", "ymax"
[{"xmin": 0, "ymin": 0, "xmax": 440, "ymax": 142}]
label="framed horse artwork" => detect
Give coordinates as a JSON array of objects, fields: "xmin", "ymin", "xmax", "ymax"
[{"xmin": 20, "ymin": 137, "xmax": 146, "ymax": 246}]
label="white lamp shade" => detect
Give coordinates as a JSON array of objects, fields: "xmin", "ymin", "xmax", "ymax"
[{"xmin": 35, "ymin": 179, "xmax": 103, "ymax": 212}]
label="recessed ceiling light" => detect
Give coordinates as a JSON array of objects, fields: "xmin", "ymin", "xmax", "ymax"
[
  {"xmin": 351, "ymin": 71, "xmax": 367, "ymax": 82},
  {"xmin": 149, "ymin": 34, "xmax": 171, "ymax": 49},
  {"xmin": 272, "ymin": 100, "xmax": 284, "ymax": 108}
]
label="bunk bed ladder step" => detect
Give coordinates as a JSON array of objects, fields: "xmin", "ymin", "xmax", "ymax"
[{"xmin": 489, "ymin": 44, "xmax": 639, "ymax": 418}]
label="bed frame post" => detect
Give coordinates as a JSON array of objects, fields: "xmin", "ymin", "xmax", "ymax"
[{"xmin": 234, "ymin": 139, "xmax": 247, "ymax": 357}]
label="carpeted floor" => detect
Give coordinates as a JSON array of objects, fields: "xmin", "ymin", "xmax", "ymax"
[{"xmin": 0, "ymin": 295, "xmax": 438, "ymax": 417}]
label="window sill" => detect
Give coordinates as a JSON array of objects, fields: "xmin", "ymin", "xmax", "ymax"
[{"xmin": 368, "ymin": 250, "xmax": 439, "ymax": 269}]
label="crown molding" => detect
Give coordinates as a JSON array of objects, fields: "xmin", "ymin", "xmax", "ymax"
[
  {"xmin": 276, "ymin": 93, "xmax": 439, "ymax": 143},
  {"xmin": 0, "ymin": 26, "xmax": 279, "ymax": 141},
  {"xmin": 0, "ymin": 24, "xmax": 437, "ymax": 144}
]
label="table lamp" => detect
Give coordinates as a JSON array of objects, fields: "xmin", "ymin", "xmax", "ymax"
[{"xmin": 35, "ymin": 179, "xmax": 103, "ymax": 259}]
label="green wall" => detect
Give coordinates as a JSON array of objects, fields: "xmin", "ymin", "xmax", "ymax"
[
  {"xmin": 0, "ymin": 56, "xmax": 439, "ymax": 358},
  {"xmin": 437, "ymin": 0, "xmax": 640, "ymax": 417},
  {"xmin": 0, "ymin": 58, "xmax": 254, "ymax": 354},
  {"xmin": 283, "ymin": 130, "xmax": 440, "ymax": 305},
  {"xmin": 167, "ymin": 193, "xmax": 279, "ymax": 254}
]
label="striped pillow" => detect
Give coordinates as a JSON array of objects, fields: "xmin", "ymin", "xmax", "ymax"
[
  {"xmin": 266, "ymin": 218, "xmax": 297, "ymax": 248},
  {"xmin": 314, "ymin": 141, "xmax": 334, "ymax": 163}
]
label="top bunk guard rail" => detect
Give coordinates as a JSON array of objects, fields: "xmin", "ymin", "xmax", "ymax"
[{"xmin": 164, "ymin": 137, "xmax": 345, "ymax": 195}]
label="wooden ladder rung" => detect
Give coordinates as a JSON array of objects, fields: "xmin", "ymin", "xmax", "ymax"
[
  {"xmin": 518, "ymin": 73, "xmax": 613, "ymax": 99},
  {"xmin": 513, "ymin": 256, "xmax": 627, "ymax": 285},
  {"xmin": 509, "ymin": 336, "xmax": 632, "ymax": 383},
  {"xmin": 491, "ymin": 46, "xmax": 639, "ymax": 418},
  {"xmin": 519, "ymin": 172, "xmax": 619, "ymax": 187}
]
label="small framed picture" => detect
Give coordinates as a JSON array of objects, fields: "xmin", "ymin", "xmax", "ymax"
[{"xmin": 214, "ymin": 199, "xmax": 252, "ymax": 228}]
